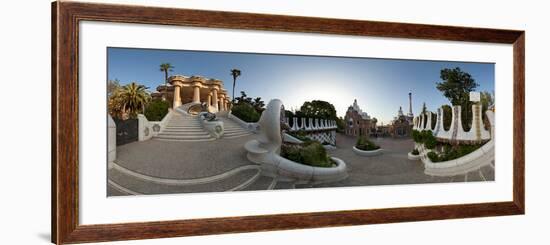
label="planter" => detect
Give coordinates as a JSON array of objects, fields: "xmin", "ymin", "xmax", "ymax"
[
  {"xmin": 407, "ymin": 152, "xmax": 421, "ymax": 161},
  {"xmin": 272, "ymin": 155, "xmax": 348, "ymax": 184},
  {"xmin": 352, "ymin": 146, "xmax": 383, "ymax": 156},
  {"xmin": 199, "ymin": 112, "xmax": 224, "ymax": 139}
]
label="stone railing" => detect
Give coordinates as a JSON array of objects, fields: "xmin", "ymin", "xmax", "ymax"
[
  {"xmin": 413, "ymin": 104, "xmax": 491, "ymax": 143},
  {"xmin": 417, "ymin": 111, "xmax": 495, "ymax": 176},
  {"xmin": 137, "ymin": 109, "xmax": 174, "ymax": 141},
  {"xmin": 283, "ymin": 116, "xmax": 338, "ymax": 145},
  {"xmin": 284, "ymin": 116, "xmax": 337, "ymax": 132}
]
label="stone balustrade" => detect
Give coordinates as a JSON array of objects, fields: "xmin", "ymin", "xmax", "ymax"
[
  {"xmin": 413, "ymin": 104, "xmax": 492, "ymax": 143},
  {"xmin": 284, "ymin": 116, "xmax": 337, "ymax": 132}
]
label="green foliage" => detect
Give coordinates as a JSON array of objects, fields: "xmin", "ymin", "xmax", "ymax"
[
  {"xmin": 230, "ymin": 69, "xmax": 242, "ymax": 105},
  {"xmin": 144, "ymin": 100, "xmax": 169, "ymax": 121},
  {"xmin": 411, "ymin": 130, "xmax": 436, "ymax": 149},
  {"xmin": 231, "ymin": 103, "xmax": 260, "ymax": 122},
  {"xmin": 436, "ymin": 67, "xmax": 479, "ymax": 132},
  {"xmin": 411, "ymin": 149, "xmax": 420, "ymax": 155},
  {"xmin": 428, "ymin": 143, "xmax": 483, "ymax": 162},
  {"xmin": 427, "ymin": 151, "xmax": 440, "ymax": 162},
  {"xmin": 159, "ymin": 63, "xmax": 174, "ymax": 99},
  {"xmin": 109, "ymin": 82, "xmax": 151, "ymax": 119},
  {"xmin": 436, "ymin": 67, "xmax": 479, "ymax": 106},
  {"xmin": 235, "ymin": 91, "xmax": 264, "ymax": 113},
  {"xmin": 336, "ymin": 117, "xmax": 346, "ymax": 131},
  {"xmin": 299, "ymin": 100, "xmax": 337, "ymax": 120},
  {"xmin": 441, "ymin": 105, "xmax": 452, "ymax": 131},
  {"xmin": 355, "ymin": 135, "xmax": 380, "ymax": 151},
  {"xmin": 281, "ymin": 141, "xmax": 334, "ymax": 168}
]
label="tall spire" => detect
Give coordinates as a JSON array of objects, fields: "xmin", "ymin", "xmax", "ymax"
[{"xmin": 408, "ymin": 92, "xmax": 413, "ymax": 117}]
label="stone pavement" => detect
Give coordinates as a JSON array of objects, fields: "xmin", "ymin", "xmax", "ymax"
[
  {"xmin": 296, "ymin": 134, "xmax": 494, "ymax": 189},
  {"xmin": 109, "ymin": 131, "xmax": 494, "ymax": 196}
]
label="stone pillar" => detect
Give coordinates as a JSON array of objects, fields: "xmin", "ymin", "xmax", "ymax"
[
  {"xmin": 192, "ymin": 86, "xmax": 201, "ymax": 103},
  {"xmin": 173, "ymin": 85, "xmax": 182, "ymax": 108},
  {"xmin": 212, "ymin": 89, "xmax": 219, "ymax": 111},
  {"xmin": 207, "ymin": 93, "xmax": 212, "ymax": 107}
]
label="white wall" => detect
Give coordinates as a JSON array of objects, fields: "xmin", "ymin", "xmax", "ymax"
[{"xmin": 0, "ymin": 0, "xmax": 548, "ymax": 244}]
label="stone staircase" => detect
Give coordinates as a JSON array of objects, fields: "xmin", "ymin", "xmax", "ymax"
[
  {"xmin": 219, "ymin": 117, "xmax": 253, "ymax": 139},
  {"xmin": 155, "ymin": 112, "xmax": 215, "ymax": 142}
]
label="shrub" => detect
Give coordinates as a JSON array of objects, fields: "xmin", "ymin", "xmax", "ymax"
[
  {"xmin": 412, "ymin": 130, "xmax": 436, "ymax": 149},
  {"xmin": 355, "ymin": 135, "xmax": 380, "ymax": 151},
  {"xmin": 423, "ymin": 132, "xmax": 437, "ymax": 149},
  {"xmin": 231, "ymin": 103, "xmax": 260, "ymax": 122},
  {"xmin": 281, "ymin": 141, "xmax": 334, "ymax": 168},
  {"xmin": 429, "ymin": 143, "xmax": 482, "ymax": 162},
  {"xmin": 411, "ymin": 149, "xmax": 419, "ymax": 155},
  {"xmin": 427, "ymin": 151, "xmax": 439, "ymax": 162},
  {"xmin": 144, "ymin": 99, "xmax": 169, "ymax": 121},
  {"xmin": 412, "ymin": 130, "xmax": 421, "ymax": 143}
]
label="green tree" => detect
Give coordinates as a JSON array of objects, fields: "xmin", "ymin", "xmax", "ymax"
[
  {"xmin": 299, "ymin": 100, "xmax": 337, "ymax": 120},
  {"xmin": 144, "ymin": 100, "xmax": 170, "ymax": 121},
  {"xmin": 441, "ymin": 105, "xmax": 452, "ymax": 131},
  {"xmin": 159, "ymin": 63, "xmax": 174, "ymax": 100},
  {"xmin": 230, "ymin": 69, "xmax": 241, "ymax": 106},
  {"xmin": 110, "ymin": 82, "xmax": 151, "ymax": 119},
  {"xmin": 436, "ymin": 67, "xmax": 479, "ymax": 131}
]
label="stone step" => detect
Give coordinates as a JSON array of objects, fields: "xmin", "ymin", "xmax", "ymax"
[
  {"xmin": 166, "ymin": 124, "xmax": 202, "ymax": 128},
  {"xmin": 162, "ymin": 128, "xmax": 207, "ymax": 132},
  {"xmin": 155, "ymin": 134, "xmax": 213, "ymax": 140},
  {"xmin": 158, "ymin": 131, "xmax": 209, "ymax": 136},
  {"xmin": 223, "ymin": 128, "xmax": 249, "ymax": 133},
  {"xmin": 108, "ymin": 167, "xmax": 261, "ymax": 195},
  {"xmin": 224, "ymin": 131, "xmax": 252, "ymax": 137},
  {"xmin": 154, "ymin": 137, "xmax": 215, "ymax": 142}
]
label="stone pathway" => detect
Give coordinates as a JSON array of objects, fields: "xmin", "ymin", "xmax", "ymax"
[
  {"xmin": 295, "ymin": 134, "xmax": 494, "ymax": 189},
  {"xmin": 109, "ymin": 130, "xmax": 494, "ymax": 196}
]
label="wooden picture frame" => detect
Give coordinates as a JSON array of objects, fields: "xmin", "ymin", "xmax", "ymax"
[{"xmin": 52, "ymin": 1, "xmax": 525, "ymax": 244}]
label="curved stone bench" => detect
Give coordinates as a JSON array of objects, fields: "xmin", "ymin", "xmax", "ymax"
[
  {"xmin": 422, "ymin": 139, "xmax": 494, "ymax": 176},
  {"xmin": 421, "ymin": 111, "xmax": 495, "ymax": 176},
  {"xmin": 244, "ymin": 99, "xmax": 348, "ymax": 184},
  {"xmin": 352, "ymin": 146, "xmax": 383, "ymax": 156}
]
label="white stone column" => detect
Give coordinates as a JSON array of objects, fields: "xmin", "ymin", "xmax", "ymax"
[
  {"xmin": 207, "ymin": 92, "xmax": 212, "ymax": 107},
  {"xmin": 173, "ymin": 85, "xmax": 182, "ymax": 108},
  {"xmin": 192, "ymin": 86, "xmax": 200, "ymax": 103},
  {"xmin": 212, "ymin": 89, "xmax": 219, "ymax": 111}
]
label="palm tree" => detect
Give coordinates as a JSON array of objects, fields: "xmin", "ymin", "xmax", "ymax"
[
  {"xmin": 112, "ymin": 82, "xmax": 151, "ymax": 119},
  {"xmin": 230, "ymin": 69, "xmax": 241, "ymax": 107},
  {"xmin": 159, "ymin": 63, "xmax": 174, "ymax": 100}
]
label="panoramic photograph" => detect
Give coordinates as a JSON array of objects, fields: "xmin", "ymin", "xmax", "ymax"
[{"xmin": 106, "ymin": 47, "xmax": 495, "ymax": 196}]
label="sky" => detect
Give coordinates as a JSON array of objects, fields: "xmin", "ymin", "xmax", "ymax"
[{"xmin": 107, "ymin": 47, "xmax": 495, "ymax": 124}]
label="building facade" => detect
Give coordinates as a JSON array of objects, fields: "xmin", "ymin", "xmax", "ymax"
[
  {"xmin": 151, "ymin": 75, "xmax": 231, "ymax": 112},
  {"xmin": 389, "ymin": 106, "xmax": 413, "ymax": 137},
  {"xmin": 344, "ymin": 99, "xmax": 376, "ymax": 137}
]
